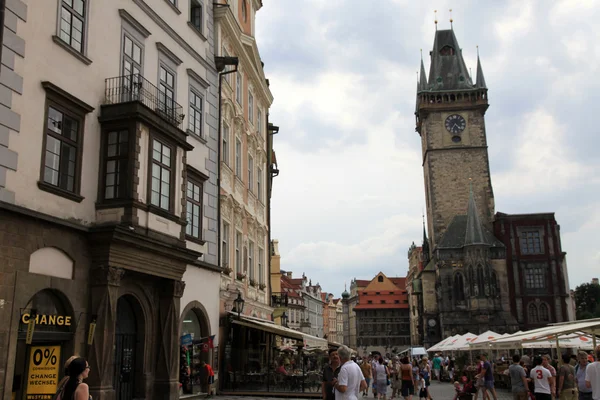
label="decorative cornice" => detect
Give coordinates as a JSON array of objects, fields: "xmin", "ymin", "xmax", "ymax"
[
  {"xmin": 132, "ymin": 0, "xmax": 216, "ymax": 72},
  {"xmin": 156, "ymin": 42, "xmax": 183, "ymax": 66},
  {"xmin": 187, "ymin": 68, "xmax": 210, "ymax": 89},
  {"xmin": 42, "ymin": 81, "xmax": 94, "ymax": 113},
  {"xmin": 118, "ymin": 9, "xmax": 151, "ymax": 38}
]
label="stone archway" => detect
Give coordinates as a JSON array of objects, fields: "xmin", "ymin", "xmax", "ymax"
[
  {"xmin": 179, "ymin": 301, "xmax": 212, "ymax": 395},
  {"xmin": 114, "ymin": 294, "xmax": 145, "ymax": 400}
]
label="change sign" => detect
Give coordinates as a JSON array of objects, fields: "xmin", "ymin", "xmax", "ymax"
[{"xmin": 26, "ymin": 345, "xmax": 60, "ymax": 400}]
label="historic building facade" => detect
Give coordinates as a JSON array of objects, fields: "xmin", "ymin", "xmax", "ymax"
[
  {"xmin": 353, "ymin": 273, "xmax": 410, "ymax": 356},
  {"xmin": 216, "ymin": 0, "xmax": 274, "ymax": 322},
  {"xmin": 410, "ymin": 26, "xmax": 572, "ymax": 348},
  {"xmin": 0, "ymin": 0, "xmax": 223, "ymax": 398}
]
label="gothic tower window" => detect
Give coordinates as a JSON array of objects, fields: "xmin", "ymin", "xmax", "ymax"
[
  {"xmin": 477, "ymin": 266, "xmax": 485, "ymax": 297},
  {"xmin": 539, "ymin": 303, "xmax": 550, "ymax": 322},
  {"xmin": 528, "ymin": 302, "xmax": 539, "ymax": 323},
  {"xmin": 468, "ymin": 266, "xmax": 475, "ymax": 296},
  {"xmin": 439, "ymin": 45, "xmax": 455, "ymax": 56},
  {"xmin": 454, "ymin": 273, "xmax": 465, "ymax": 303},
  {"xmin": 490, "ymin": 271, "xmax": 498, "ymax": 296}
]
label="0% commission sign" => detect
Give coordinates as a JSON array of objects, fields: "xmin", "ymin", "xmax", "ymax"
[{"xmin": 27, "ymin": 345, "xmax": 60, "ymax": 400}]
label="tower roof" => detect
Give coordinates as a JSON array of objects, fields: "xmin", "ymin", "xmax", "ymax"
[
  {"xmin": 465, "ymin": 182, "xmax": 486, "ymax": 246},
  {"xmin": 475, "ymin": 51, "xmax": 487, "ymax": 89},
  {"xmin": 419, "ymin": 54, "xmax": 428, "ymax": 91},
  {"xmin": 427, "ymin": 29, "xmax": 474, "ymax": 91}
]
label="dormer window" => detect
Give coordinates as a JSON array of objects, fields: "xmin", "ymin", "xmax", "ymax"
[
  {"xmin": 440, "ymin": 45, "xmax": 455, "ymax": 56},
  {"xmin": 378, "ymin": 276, "xmax": 384, "ymax": 282}
]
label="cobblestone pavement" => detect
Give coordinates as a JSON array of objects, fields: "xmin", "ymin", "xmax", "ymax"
[{"xmin": 214, "ymin": 382, "xmax": 516, "ymax": 400}]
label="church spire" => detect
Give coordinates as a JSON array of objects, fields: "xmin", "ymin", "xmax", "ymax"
[
  {"xmin": 465, "ymin": 179, "xmax": 486, "ymax": 246},
  {"xmin": 422, "ymin": 214, "xmax": 430, "ymax": 264},
  {"xmin": 475, "ymin": 47, "xmax": 487, "ymax": 89},
  {"xmin": 419, "ymin": 50, "xmax": 428, "ymax": 92}
]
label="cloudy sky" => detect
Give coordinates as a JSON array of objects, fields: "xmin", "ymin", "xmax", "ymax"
[{"xmin": 255, "ymin": 0, "xmax": 599, "ymax": 297}]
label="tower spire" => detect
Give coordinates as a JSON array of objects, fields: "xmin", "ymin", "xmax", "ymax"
[
  {"xmin": 434, "ymin": 10, "xmax": 438, "ymax": 30},
  {"xmin": 475, "ymin": 46, "xmax": 487, "ymax": 88},
  {"xmin": 449, "ymin": 8, "xmax": 453, "ymax": 29},
  {"xmin": 465, "ymin": 179, "xmax": 486, "ymax": 245},
  {"xmin": 419, "ymin": 49, "xmax": 428, "ymax": 91},
  {"xmin": 422, "ymin": 213, "xmax": 430, "ymax": 265}
]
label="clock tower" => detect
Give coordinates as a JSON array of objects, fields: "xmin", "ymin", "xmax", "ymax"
[{"xmin": 416, "ymin": 28, "xmax": 495, "ymax": 251}]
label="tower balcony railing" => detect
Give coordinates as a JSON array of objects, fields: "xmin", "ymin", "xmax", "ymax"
[
  {"xmin": 104, "ymin": 74, "xmax": 185, "ymax": 129},
  {"xmin": 271, "ymin": 292, "xmax": 288, "ymax": 308}
]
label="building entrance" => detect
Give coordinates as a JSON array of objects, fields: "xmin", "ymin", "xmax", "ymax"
[{"xmin": 114, "ymin": 295, "xmax": 143, "ymax": 400}]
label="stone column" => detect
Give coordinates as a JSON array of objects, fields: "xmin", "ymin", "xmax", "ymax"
[
  {"xmin": 87, "ymin": 266, "xmax": 125, "ymax": 400},
  {"xmin": 153, "ymin": 280, "xmax": 185, "ymax": 400}
]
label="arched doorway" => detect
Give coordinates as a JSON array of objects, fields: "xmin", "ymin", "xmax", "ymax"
[
  {"xmin": 12, "ymin": 289, "xmax": 74, "ymax": 400},
  {"xmin": 179, "ymin": 306, "xmax": 211, "ymax": 395},
  {"xmin": 114, "ymin": 295, "xmax": 144, "ymax": 400}
]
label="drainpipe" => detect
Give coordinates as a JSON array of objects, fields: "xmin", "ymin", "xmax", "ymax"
[{"xmin": 215, "ymin": 56, "xmax": 238, "ymax": 271}]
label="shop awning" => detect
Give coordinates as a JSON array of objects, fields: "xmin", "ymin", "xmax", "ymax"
[
  {"xmin": 303, "ymin": 334, "xmax": 328, "ymax": 350},
  {"xmin": 231, "ymin": 315, "xmax": 304, "ymax": 340}
]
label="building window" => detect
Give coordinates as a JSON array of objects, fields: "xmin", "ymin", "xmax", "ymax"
[
  {"xmin": 159, "ymin": 65, "xmax": 176, "ymax": 116},
  {"xmin": 241, "ymin": 0, "xmax": 247, "ymax": 22},
  {"xmin": 248, "ymin": 92, "xmax": 254, "ymax": 123},
  {"xmin": 222, "ymin": 124, "xmax": 230, "ymax": 165},
  {"xmin": 454, "ymin": 273, "xmax": 465, "ymax": 302},
  {"xmin": 42, "ymin": 106, "xmax": 82, "ymax": 194},
  {"xmin": 236, "ymin": 72, "xmax": 242, "ymax": 105},
  {"xmin": 122, "ymin": 34, "xmax": 142, "ymax": 78},
  {"xmin": 378, "ymin": 276, "xmax": 383, "ymax": 282},
  {"xmin": 185, "ymin": 178, "xmax": 203, "ymax": 240},
  {"xmin": 150, "ymin": 139, "xmax": 172, "ymax": 210},
  {"xmin": 524, "ymin": 265, "xmax": 546, "ymax": 289},
  {"xmin": 528, "ymin": 302, "xmax": 539, "ymax": 323},
  {"xmin": 58, "ymin": 0, "xmax": 86, "ymax": 53},
  {"xmin": 257, "ymin": 109, "xmax": 262, "ymax": 135},
  {"xmin": 235, "ymin": 231, "xmax": 242, "ymax": 274},
  {"xmin": 248, "ymin": 241, "xmax": 254, "ymax": 280},
  {"xmin": 539, "ymin": 303, "xmax": 550, "ymax": 322},
  {"xmin": 188, "ymin": 89, "xmax": 203, "ymax": 137},
  {"xmin": 477, "ymin": 265, "xmax": 485, "ymax": 296},
  {"xmin": 235, "ymin": 139, "xmax": 242, "ymax": 176},
  {"xmin": 520, "ymin": 231, "xmax": 542, "ymax": 254},
  {"xmin": 257, "ymin": 167, "xmax": 263, "ymax": 201},
  {"xmin": 190, "ymin": 0, "xmax": 202, "ymax": 31},
  {"xmin": 222, "ymin": 222, "xmax": 230, "ymax": 268},
  {"xmin": 248, "ymin": 155, "xmax": 254, "ymax": 191},
  {"xmin": 258, "ymin": 247, "xmax": 264, "ymax": 284},
  {"xmin": 103, "ymin": 130, "xmax": 129, "ymax": 200}
]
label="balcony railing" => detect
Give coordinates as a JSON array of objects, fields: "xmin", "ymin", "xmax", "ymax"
[
  {"xmin": 271, "ymin": 292, "xmax": 288, "ymax": 308},
  {"xmin": 105, "ymin": 74, "xmax": 185, "ymax": 129}
]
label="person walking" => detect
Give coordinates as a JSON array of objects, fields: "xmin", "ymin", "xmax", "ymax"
[
  {"xmin": 324, "ymin": 349, "xmax": 342, "ymax": 400},
  {"xmin": 333, "ymin": 346, "xmax": 367, "ymax": 400},
  {"xmin": 477, "ymin": 353, "xmax": 498, "ymax": 400},
  {"xmin": 543, "ymin": 355, "xmax": 558, "ymax": 396},
  {"xmin": 509, "ymin": 354, "xmax": 530, "ymax": 400},
  {"xmin": 432, "ymin": 354, "xmax": 442, "ymax": 383},
  {"xmin": 59, "ymin": 357, "xmax": 91, "ymax": 400},
  {"xmin": 399, "ymin": 356, "xmax": 416, "ymax": 400},
  {"xmin": 575, "ymin": 351, "xmax": 593, "ymax": 400},
  {"xmin": 585, "ymin": 345, "xmax": 600, "ymax": 400},
  {"xmin": 360, "ymin": 356, "xmax": 373, "ymax": 397},
  {"xmin": 373, "ymin": 354, "xmax": 390, "ymax": 400},
  {"xmin": 558, "ymin": 354, "xmax": 577, "ymax": 400},
  {"xmin": 532, "ymin": 356, "xmax": 555, "ymax": 400},
  {"xmin": 390, "ymin": 358, "xmax": 401, "ymax": 400},
  {"xmin": 53, "ymin": 355, "xmax": 79, "ymax": 400}
]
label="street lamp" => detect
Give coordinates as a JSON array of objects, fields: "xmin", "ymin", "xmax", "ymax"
[
  {"xmin": 233, "ymin": 292, "xmax": 245, "ymax": 319},
  {"xmin": 281, "ymin": 312, "xmax": 289, "ymax": 328}
]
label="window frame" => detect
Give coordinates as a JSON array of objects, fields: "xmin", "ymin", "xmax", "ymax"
[
  {"xmin": 189, "ymin": 0, "xmax": 203, "ymax": 33},
  {"xmin": 38, "ymin": 82, "xmax": 93, "ymax": 203},
  {"xmin": 147, "ymin": 136, "xmax": 176, "ymax": 214},
  {"xmin": 248, "ymin": 155, "xmax": 254, "ymax": 191},
  {"xmin": 222, "ymin": 123, "xmax": 230, "ymax": 165},
  {"xmin": 54, "ymin": 0, "xmax": 91, "ymax": 63},
  {"xmin": 248, "ymin": 240, "xmax": 254, "ymax": 281},
  {"xmin": 185, "ymin": 169, "xmax": 206, "ymax": 244},
  {"xmin": 528, "ymin": 302, "xmax": 539, "ymax": 323},
  {"xmin": 158, "ymin": 63, "xmax": 177, "ymax": 117},
  {"xmin": 257, "ymin": 166, "xmax": 262, "ymax": 202},
  {"xmin": 520, "ymin": 230, "xmax": 544, "ymax": 255},
  {"xmin": 188, "ymin": 87, "xmax": 204, "ymax": 139},
  {"xmin": 101, "ymin": 128, "xmax": 132, "ymax": 202},
  {"xmin": 235, "ymin": 231, "xmax": 242, "ymax": 275},
  {"xmin": 257, "ymin": 108, "xmax": 262, "ymax": 135},
  {"xmin": 248, "ymin": 92, "xmax": 254, "ymax": 124},
  {"xmin": 236, "ymin": 72, "xmax": 242, "ymax": 105},
  {"xmin": 258, "ymin": 247, "xmax": 264, "ymax": 285},
  {"xmin": 524, "ymin": 264, "xmax": 546, "ymax": 290},
  {"xmin": 121, "ymin": 31, "xmax": 144, "ymax": 78},
  {"xmin": 222, "ymin": 221, "xmax": 230, "ymax": 268},
  {"xmin": 235, "ymin": 138, "xmax": 242, "ymax": 177}
]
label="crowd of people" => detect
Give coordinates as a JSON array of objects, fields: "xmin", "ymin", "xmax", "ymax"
[{"xmin": 321, "ymin": 345, "xmax": 600, "ymax": 400}]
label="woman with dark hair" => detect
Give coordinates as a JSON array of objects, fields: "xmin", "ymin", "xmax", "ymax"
[
  {"xmin": 400, "ymin": 356, "xmax": 416, "ymax": 400},
  {"xmin": 60, "ymin": 357, "xmax": 91, "ymax": 400},
  {"xmin": 53, "ymin": 355, "xmax": 79, "ymax": 400}
]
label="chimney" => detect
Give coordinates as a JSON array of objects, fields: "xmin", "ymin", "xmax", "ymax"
[
  {"xmin": 286, "ymin": 271, "xmax": 292, "ymax": 278},
  {"xmin": 592, "ymin": 278, "xmax": 599, "ymax": 285}
]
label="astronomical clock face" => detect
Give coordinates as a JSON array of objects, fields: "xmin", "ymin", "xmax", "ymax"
[
  {"xmin": 428, "ymin": 319, "xmax": 437, "ymax": 327},
  {"xmin": 445, "ymin": 114, "xmax": 466, "ymax": 134}
]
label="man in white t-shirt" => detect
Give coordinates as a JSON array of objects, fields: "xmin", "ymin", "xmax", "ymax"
[
  {"xmin": 531, "ymin": 355, "xmax": 555, "ymax": 400},
  {"xmin": 585, "ymin": 345, "xmax": 600, "ymax": 400},
  {"xmin": 333, "ymin": 345, "xmax": 367, "ymax": 400}
]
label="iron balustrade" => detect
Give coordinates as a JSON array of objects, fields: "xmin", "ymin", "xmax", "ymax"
[
  {"xmin": 105, "ymin": 74, "xmax": 185, "ymax": 129},
  {"xmin": 270, "ymin": 292, "xmax": 288, "ymax": 308}
]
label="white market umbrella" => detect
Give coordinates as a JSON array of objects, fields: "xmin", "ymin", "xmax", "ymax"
[
  {"xmin": 428, "ymin": 334, "xmax": 459, "ymax": 352},
  {"xmin": 444, "ymin": 332, "xmax": 478, "ymax": 351}
]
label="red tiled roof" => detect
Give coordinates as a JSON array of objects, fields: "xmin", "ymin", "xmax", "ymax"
[
  {"xmin": 355, "ymin": 280, "xmax": 370, "ymax": 288},
  {"xmin": 389, "ymin": 277, "xmax": 407, "ymax": 287},
  {"xmin": 353, "ymin": 275, "xmax": 409, "ymax": 311}
]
